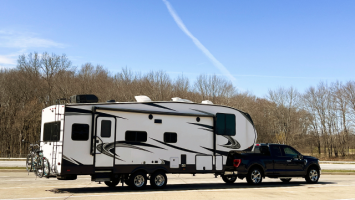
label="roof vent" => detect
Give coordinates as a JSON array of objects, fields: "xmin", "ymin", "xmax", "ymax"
[
  {"xmin": 135, "ymin": 95, "xmax": 152, "ymax": 102},
  {"xmin": 201, "ymin": 100, "xmax": 213, "ymax": 104},
  {"xmin": 171, "ymin": 97, "xmax": 193, "ymax": 103}
]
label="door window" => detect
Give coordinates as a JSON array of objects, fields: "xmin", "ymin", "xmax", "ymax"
[
  {"xmin": 100, "ymin": 120, "xmax": 112, "ymax": 137},
  {"xmin": 282, "ymin": 147, "xmax": 299, "ymax": 157},
  {"xmin": 270, "ymin": 145, "xmax": 282, "ymax": 157}
]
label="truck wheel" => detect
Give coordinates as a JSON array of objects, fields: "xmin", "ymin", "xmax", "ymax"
[
  {"xmin": 246, "ymin": 167, "xmax": 263, "ymax": 185},
  {"xmin": 104, "ymin": 178, "xmax": 120, "ymax": 187},
  {"xmin": 221, "ymin": 175, "xmax": 237, "ymax": 184},
  {"xmin": 280, "ymin": 178, "xmax": 291, "ymax": 183},
  {"xmin": 150, "ymin": 171, "xmax": 167, "ymax": 189},
  {"xmin": 305, "ymin": 167, "xmax": 319, "ymax": 184},
  {"xmin": 129, "ymin": 172, "xmax": 147, "ymax": 189}
]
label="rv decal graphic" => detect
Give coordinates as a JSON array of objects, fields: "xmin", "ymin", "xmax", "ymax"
[
  {"xmin": 63, "ymin": 155, "xmax": 80, "ymax": 165},
  {"xmin": 144, "ymin": 103, "xmax": 176, "ymax": 111},
  {"xmin": 188, "ymin": 123, "xmax": 213, "ymax": 130},
  {"xmin": 150, "ymin": 138, "xmax": 207, "ymax": 154},
  {"xmin": 220, "ymin": 136, "xmax": 241, "ymax": 149},
  {"xmin": 95, "ymin": 140, "xmax": 168, "ymax": 160}
]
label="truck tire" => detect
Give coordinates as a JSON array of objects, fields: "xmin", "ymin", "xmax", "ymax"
[
  {"xmin": 150, "ymin": 171, "xmax": 167, "ymax": 189},
  {"xmin": 246, "ymin": 167, "xmax": 263, "ymax": 185},
  {"xmin": 104, "ymin": 178, "xmax": 120, "ymax": 187},
  {"xmin": 221, "ymin": 175, "xmax": 237, "ymax": 184},
  {"xmin": 305, "ymin": 167, "xmax": 320, "ymax": 184},
  {"xmin": 280, "ymin": 178, "xmax": 291, "ymax": 183},
  {"xmin": 129, "ymin": 172, "xmax": 147, "ymax": 189}
]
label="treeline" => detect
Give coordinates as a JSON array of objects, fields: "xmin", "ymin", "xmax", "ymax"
[{"xmin": 0, "ymin": 52, "xmax": 354, "ymax": 158}]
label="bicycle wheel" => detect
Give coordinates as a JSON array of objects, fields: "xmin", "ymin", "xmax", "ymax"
[
  {"xmin": 35, "ymin": 157, "xmax": 44, "ymax": 178},
  {"xmin": 32, "ymin": 155, "xmax": 38, "ymax": 176},
  {"xmin": 26, "ymin": 154, "xmax": 33, "ymax": 172},
  {"xmin": 43, "ymin": 158, "xmax": 50, "ymax": 178}
]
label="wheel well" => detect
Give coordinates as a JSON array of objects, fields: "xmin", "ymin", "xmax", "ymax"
[
  {"xmin": 307, "ymin": 164, "xmax": 320, "ymax": 172},
  {"xmin": 151, "ymin": 169, "xmax": 167, "ymax": 175},
  {"xmin": 248, "ymin": 164, "xmax": 265, "ymax": 177},
  {"xmin": 132, "ymin": 169, "xmax": 148, "ymax": 175}
]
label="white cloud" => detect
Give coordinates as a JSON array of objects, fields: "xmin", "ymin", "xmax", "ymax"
[
  {"xmin": 0, "ymin": 54, "xmax": 16, "ymax": 65},
  {"xmin": 0, "ymin": 30, "xmax": 64, "ymax": 49},
  {"xmin": 162, "ymin": 0, "xmax": 236, "ymax": 83}
]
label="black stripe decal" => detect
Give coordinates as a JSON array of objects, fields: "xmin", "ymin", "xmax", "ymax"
[
  {"xmin": 150, "ymin": 138, "xmax": 206, "ymax": 154},
  {"xmin": 198, "ymin": 128, "xmax": 214, "ymax": 132},
  {"xmin": 144, "ymin": 103, "xmax": 176, "ymax": 111},
  {"xmin": 188, "ymin": 123, "xmax": 213, "ymax": 130},
  {"xmin": 115, "ymin": 141, "xmax": 167, "ymax": 150},
  {"xmin": 190, "ymin": 108, "xmax": 214, "ymax": 116}
]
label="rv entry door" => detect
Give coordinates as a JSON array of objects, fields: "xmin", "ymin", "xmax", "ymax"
[{"xmin": 95, "ymin": 117, "xmax": 116, "ymax": 167}]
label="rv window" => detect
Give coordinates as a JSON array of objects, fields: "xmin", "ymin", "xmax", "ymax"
[
  {"xmin": 125, "ymin": 131, "xmax": 147, "ymax": 142},
  {"xmin": 216, "ymin": 113, "xmax": 236, "ymax": 136},
  {"xmin": 164, "ymin": 132, "xmax": 177, "ymax": 143},
  {"xmin": 71, "ymin": 124, "xmax": 89, "ymax": 141},
  {"xmin": 43, "ymin": 121, "xmax": 61, "ymax": 142},
  {"xmin": 100, "ymin": 120, "xmax": 112, "ymax": 137}
]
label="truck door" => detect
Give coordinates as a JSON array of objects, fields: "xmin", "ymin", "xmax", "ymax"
[
  {"xmin": 94, "ymin": 117, "xmax": 116, "ymax": 168},
  {"xmin": 270, "ymin": 145, "xmax": 287, "ymax": 175},
  {"xmin": 281, "ymin": 146, "xmax": 305, "ymax": 176}
]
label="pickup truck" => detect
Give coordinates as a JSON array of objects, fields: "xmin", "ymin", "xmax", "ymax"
[{"xmin": 221, "ymin": 143, "xmax": 321, "ymax": 185}]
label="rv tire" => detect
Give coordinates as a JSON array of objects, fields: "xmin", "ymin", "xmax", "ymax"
[
  {"xmin": 129, "ymin": 172, "xmax": 147, "ymax": 189},
  {"xmin": 104, "ymin": 179, "xmax": 120, "ymax": 187},
  {"xmin": 150, "ymin": 171, "xmax": 167, "ymax": 189},
  {"xmin": 221, "ymin": 175, "xmax": 237, "ymax": 184}
]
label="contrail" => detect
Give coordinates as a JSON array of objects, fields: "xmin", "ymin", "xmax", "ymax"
[{"xmin": 162, "ymin": 0, "xmax": 236, "ymax": 83}]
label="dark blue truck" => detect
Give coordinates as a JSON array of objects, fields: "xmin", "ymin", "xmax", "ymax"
[{"xmin": 221, "ymin": 143, "xmax": 321, "ymax": 185}]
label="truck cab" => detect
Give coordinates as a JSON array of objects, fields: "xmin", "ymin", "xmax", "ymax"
[{"xmin": 224, "ymin": 144, "xmax": 321, "ymax": 185}]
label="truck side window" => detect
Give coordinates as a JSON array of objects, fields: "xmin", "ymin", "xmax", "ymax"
[
  {"xmin": 72, "ymin": 124, "xmax": 89, "ymax": 141},
  {"xmin": 270, "ymin": 146, "xmax": 282, "ymax": 157},
  {"xmin": 100, "ymin": 120, "xmax": 111, "ymax": 138},
  {"xmin": 282, "ymin": 147, "xmax": 299, "ymax": 157},
  {"xmin": 125, "ymin": 131, "xmax": 147, "ymax": 142},
  {"xmin": 43, "ymin": 121, "xmax": 61, "ymax": 142},
  {"xmin": 164, "ymin": 132, "xmax": 177, "ymax": 143},
  {"xmin": 216, "ymin": 113, "xmax": 236, "ymax": 136}
]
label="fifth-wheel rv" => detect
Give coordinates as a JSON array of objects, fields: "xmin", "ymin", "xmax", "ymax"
[{"xmin": 40, "ymin": 94, "xmax": 257, "ymax": 189}]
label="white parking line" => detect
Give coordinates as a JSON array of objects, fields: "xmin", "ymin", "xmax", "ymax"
[{"xmin": 1, "ymin": 184, "xmax": 355, "ymax": 200}]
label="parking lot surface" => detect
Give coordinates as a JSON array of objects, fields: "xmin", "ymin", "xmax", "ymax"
[{"xmin": 0, "ymin": 172, "xmax": 354, "ymax": 200}]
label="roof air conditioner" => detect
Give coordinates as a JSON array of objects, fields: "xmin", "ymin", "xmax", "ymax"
[
  {"xmin": 135, "ymin": 95, "xmax": 152, "ymax": 102},
  {"xmin": 201, "ymin": 100, "xmax": 213, "ymax": 104}
]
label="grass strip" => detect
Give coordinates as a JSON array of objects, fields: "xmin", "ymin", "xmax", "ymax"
[
  {"xmin": 322, "ymin": 170, "xmax": 355, "ymax": 173},
  {"xmin": 0, "ymin": 167, "xmax": 26, "ymax": 169}
]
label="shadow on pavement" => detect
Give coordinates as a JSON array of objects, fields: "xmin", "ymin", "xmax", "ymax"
[{"xmin": 51, "ymin": 181, "xmax": 335, "ymax": 194}]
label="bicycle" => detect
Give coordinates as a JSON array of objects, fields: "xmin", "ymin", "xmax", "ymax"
[{"xmin": 24, "ymin": 141, "xmax": 50, "ymax": 178}]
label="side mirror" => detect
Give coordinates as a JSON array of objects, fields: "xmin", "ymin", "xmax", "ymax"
[{"xmin": 297, "ymin": 154, "xmax": 303, "ymax": 160}]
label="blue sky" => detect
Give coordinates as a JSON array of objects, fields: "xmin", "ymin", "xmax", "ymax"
[{"xmin": 0, "ymin": 0, "xmax": 354, "ymax": 97}]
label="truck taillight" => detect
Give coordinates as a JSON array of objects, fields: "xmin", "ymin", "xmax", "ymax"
[
  {"xmin": 58, "ymin": 162, "xmax": 61, "ymax": 165},
  {"xmin": 233, "ymin": 159, "xmax": 241, "ymax": 168}
]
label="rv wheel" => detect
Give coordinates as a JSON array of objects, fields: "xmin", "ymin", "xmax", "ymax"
[
  {"xmin": 104, "ymin": 178, "xmax": 120, "ymax": 187},
  {"xmin": 150, "ymin": 171, "xmax": 167, "ymax": 189},
  {"xmin": 129, "ymin": 172, "xmax": 147, "ymax": 189},
  {"xmin": 221, "ymin": 175, "xmax": 237, "ymax": 184}
]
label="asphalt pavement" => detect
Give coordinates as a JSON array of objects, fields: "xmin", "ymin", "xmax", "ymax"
[{"xmin": 0, "ymin": 172, "xmax": 355, "ymax": 200}]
